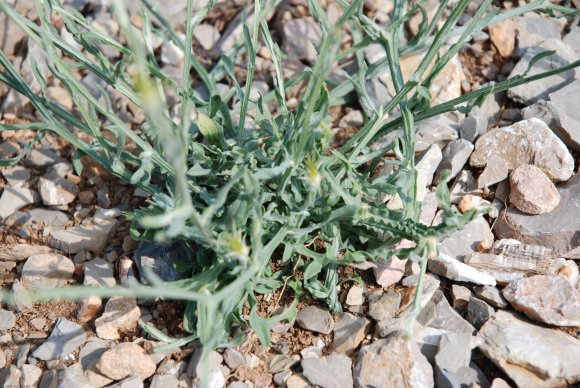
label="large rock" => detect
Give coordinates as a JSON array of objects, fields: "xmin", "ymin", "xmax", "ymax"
[
  {"xmin": 509, "ymin": 164, "xmax": 560, "ymax": 215},
  {"xmin": 50, "ymin": 219, "xmax": 118, "ymax": 253},
  {"xmin": 507, "ymin": 38, "xmax": 579, "ymax": 104},
  {"xmin": 32, "ymin": 318, "xmax": 87, "ymax": 361},
  {"xmin": 353, "ymin": 331, "xmax": 434, "ymax": 388},
  {"xmin": 495, "ymin": 173, "xmax": 580, "ymax": 258},
  {"xmin": 502, "ymin": 275, "xmax": 580, "ymax": 327},
  {"xmin": 470, "ymin": 118, "xmax": 574, "ymax": 182},
  {"xmin": 302, "ymin": 354, "xmax": 353, "ymax": 388},
  {"xmin": 478, "ymin": 310, "xmax": 580, "ymax": 387}
]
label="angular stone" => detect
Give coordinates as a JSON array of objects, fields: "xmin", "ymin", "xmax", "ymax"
[
  {"xmin": 194, "ymin": 23, "xmax": 220, "ymax": 51},
  {"xmin": 20, "ymin": 364, "xmax": 42, "ymax": 387},
  {"xmin": 21, "ymin": 253, "xmax": 74, "ymax": 291},
  {"xmin": 470, "ymin": 118, "xmax": 574, "ymax": 182},
  {"xmin": 435, "ymin": 332, "xmax": 472, "ymax": 373},
  {"xmin": 510, "ymin": 165, "xmax": 560, "ymax": 215},
  {"xmin": 477, "ymin": 155, "xmax": 508, "ymax": 188},
  {"xmin": 495, "ymin": 173, "xmax": 580, "ymax": 258},
  {"xmin": 417, "ymin": 290, "xmax": 476, "ymax": 335},
  {"xmin": 439, "ymin": 216, "xmax": 494, "ymax": 262},
  {"xmin": 50, "ymin": 219, "xmax": 118, "ymax": 253},
  {"xmin": 32, "ymin": 318, "xmax": 87, "ymax": 361},
  {"xmin": 56, "ymin": 363, "xmax": 92, "ymax": 387},
  {"xmin": 134, "ymin": 241, "xmax": 191, "ymax": 284},
  {"xmin": 107, "ymin": 375, "xmax": 143, "ymax": 388},
  {"xmin": 302, "ymin": 354, "xmax": 353, "ymax": 388},
  {"xmin": 0, "ymin": 187, "xmax": 39, "ymax": 220},
  {"xmin": 502, "ymin": 275, "xmax": 580, "ymax": 327},
  {"xmin": 368, "ymin": 291, "xmax": 401, "ymax": 322},
  {"xmin": 450, "ymin": 285, "xmax": 472, "ymax": 313},
  {"xmin": 331, "ymin": 313, "xmax": 370, "ymax": 354},
  {"xmin": 460, "ymin": 115, "xmax": 488, "ymax": 143},
  {"xmin": 515, "ymin": 15, "xmax": 563, "ymax": 54},
  {"xmin": 428, "ymin": 254, "xmax": 496, "ymax": 286},
  {"xmin": 161, "ymin": 39, "xmax": 184, "ymax": 66},
  {"xmin": 77, "ymin": 295, "xmax": 103, "ymax": 323},
  {"xmin": 0, "ymin": 244, "xmax": 58, "ymax": 262},
  {"xmin": 268, "ymin": 354, "xmax": 300, "ymax": 374},
  {"xmin": 434, "ymin": 139, "xmax": 474, "ymax": 184},
  {"xmin": 339, "ymin": 110, "xmax": 364, "ymax": 129},
  {"xmin": 223, "ymin": 348, "xmax": 245, "ymax": 370},
  {"xmin": 473, "ymin": 285, "xmax": 508, "ymax": 308},
  {"xmin": 546, "ymin": 79, "xmax": 580, "ymax": 152},
  {"xmin": 478, "ymin": 310, "xmax": 580, "ymax": 387},
  {"xmin": 489, "ymin": 19, "xmax": 516, "ymax": 57},
  {"xmin": 26, "ymin": 208, "xmax": 69, "ymax": 229},
  {"xmin": 548, "ymin": 258, "xmax": 580, "ymax": 288},
  {"xmin": 508, "ymin": 38, "xmax": 579, "ymax": 104},
  {"xmin": 416, "ymin": 144, "xmax": 442, "ymax": 201},
  {"xmin": 0, "ymin": 365, "xmax": 21, "ymax": 387},
  {"xmin": 466, "ymin": 297, "xmax": 494, "ymax": 329},
  {"xmin": 0, "ymin": 308, "xmax": 16, "ymax": 331},
  {"xmin": 186, "ymin": 347, "xmax": 223, "ymax": 379},
  {"xmin": 296, "ymin": 306, "xmax": 334, "ymax": 334},
  {"xmin": 373, "ymin": 256, "xmax": 406, "ymax": 287},
  {"xmin": 96, "ymin": 342, "xmax": 156, "ymax": 381},
  {"xmin": 95, "ymin": 297, "xmax": 140, "ymax": 340},
  {"xmin": 84, "ymin": 258, "xmax": 116, "ymax": 287},
  {"xmin": 1, "ymin": 165, "xmax": 30, "ymax": 187},
  {"xmin": 354, "ymin": 331, "xmax": 434, "ymax": 388},
  {"xmin": 345, "ymin": 285, "xmax": 365, "ymax": 306},
  {"xmin": 38, "ymin": 172, "xmax": 79, "ymax": 206},
  {"xmin": 282, "ymin": 17, "xmax": 322, "ymax": 62}
]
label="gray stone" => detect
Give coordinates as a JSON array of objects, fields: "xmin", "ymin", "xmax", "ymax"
[
  {"xmin": 428, "ymin": 253, "xmax": 496, "ymax": 286},
  {"xmin": 21, "ymin": 253, "xmax": 74, "ymax": 290},
  {"xmin": 354, "ymin": 331, "xmax": 434, "ymax": 388},
  {"xmin": 79, "ymin": 337, "xmax": 112, "ymax": 371},
  {"xmin": 26, "ymin": 208, "xmax": 69, "ymax": 228},
  {"xmin": 368, "ymin": 291, "xmax": 401, "ymax": 322},
  {"xmin": 0, "ymin": 187, "xmax": 39, "ymax": 220},
  {"xmin": 495, "ymin": 173, "xmax": 580, "ymax": 258},
  {"xmin": 449, "ymin": 170, "xmax": 479, "ymax": 204},
  {"xmin": 373, "ymin": 256, "xmax": 406, "ymax": 287},
  {"xmin": 57, "ymin": 363, "xmax": 92, "ymax": 388},
  {"xmin": 187, "ymin": 347, "xmax": 223, "ymax": 379},
  {"xmin": 282, "ymin": 17, "xmax": 322, "ymax": 62},
  {"xmin": 84, "ymin": 258, "xmax": 116, "ymax": 287},
  {"xmin": 510, "ymin": 164, "xmax": 560, "ymax": 215},
  {"xmin": 39, "ymin": 370, "xmax": 59, "ymax": 388},
  {"xmin": 545, "ymin": 79, "xmax": 580, "ymax": 152},
  {"xmin": 268, "ymin": 354, "xmax": 300, "ymax": 374},
  {"xmin": 365, "ymin": 77, "xmax": 392, "ymax": 109},
  {"xmin": 417, "ymin": 290, "xmax": 476, "ymax": 335},
  {"xmin": 0, "ymin": 140, "xmax": 21, "ymax": 159},
  {"xmin": 20, "ymin": 364, "xmax": 42, "ymax": 387},
  {"xmin": 194, "ymin": 23, "xmax": 221, "ymax": 51},
  {"xmin": 0, "ymin": 365, "xmax": 21, "ymax": 387},
  {"xmin": 15, "ymin": 342, "xmax": 29, "ymax": 367},
  {"xmin": 508, "ymin": 38, "xmax": 579, "ymax": 104},
  {"xmin": 24, "ymin": 145, "xmax": 63, "ymax": 167},
  {"xmin": 473, "ymin": 286, "xmax": 508, "ymax": 308},
  {"xmin": 439, "ymin": 216, "xmax": 494, "ymax": 262},
  {"xmin": 38, "ymin": 172, "xmax": 79, "ymax": 206},
  {"xmin": 435, "ymin": 139, "xmax": 474, "ymax": 184},
  {"xmin": 470, "ymin": 118, "xmax": 574, "ymax": 182},
  {"xmin": 515, "ymin": 14, "xmax": 563, "ymax": 54},
  {"xmin": 1, "ymin": 165, "xmax": 30, "ymax": 187},
  {"xmin": 503, "ymin": 275, "xmax": 580, "ymax": 326},
  {"xmin": 477, "ymin": 155, "xmax": 508, "ymax": 188},
  {"xmin": 435, "ymin": 332, "xmax": 472, "ymax": 373},
  {"xmin": 107, "ymin": 375, "xmax": 144, "ymax": 388},
  {"xmin": 50, "ymin": 219, "xmax": 118, "ymax": 253},
  {"xmin": 450, "ymin": 285, "xmax": 472, "ymax": 313},
  {"xmin": 95, "ymin": 297, "xmax": 140, "ymax": 340},
  {"xmin": 478, "ymin": 310, "xmax": 580, "ymax": 387},
  {"xmin": 331, "ymin": 313, "xmax": 370, "ymax": 354},
  {"xmin": 302, "ymin": 354, "xmax": 353, "ymax": 388},
  {"xmin": 8, "ymin": 280, "xmax": 33, "ymax": 313},
  {"xmin": 32, "ymin": 318, "xmax": 87, "ymax": 360},
  {"xmin": 134, "ymin": 241, "xmax": 191, "ymax": 284},
  {"xmin": 416, "ymin": 144, "xmax": 442, "ymax": 201},
  {"xmin": 466, "ymin": 297, "xmax": 494, "ymax": 329},
  {"xmin": 150, "ymin": 374, "xmax": 178, "ymax": 388},
  {"xmin": 273, "ymin": 369, "xmax": 292, "ymax": 386},
  {"xmin": 469, "ymin": 91, "xmax": 502, "ymax": 126},
  {"xmin": 339, "ymin": 110, "xmax": 364, "ymax": 129},
  {"xmin": 296, "ymin": 306, "xmax": 334, "ymax": 334},
  {"xmin": 0, "ymin": 308, "xmax": 16, "ymax": 331},
  {"xmin": 161, "ymin": 39, "xmax": 184, "ymax": 66},
  {"xmin": 460, "ymin": 116, "xmax": 487, "ymax": 143},
  {"xmin": 223, "ymin": 348, "xmax": 245, "ymax": 370}
]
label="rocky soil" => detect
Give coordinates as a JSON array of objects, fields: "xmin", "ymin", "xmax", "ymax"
[{"xmin": 1, "ymin": 0, "xmax": 580, "ymax": 387}]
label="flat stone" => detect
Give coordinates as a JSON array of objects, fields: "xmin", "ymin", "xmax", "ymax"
[
  {"xmin": 0, "ymin": 140, "xmax": 21, "ymax": 159},
  {"xmin": 439, "ymin": 216, "xmax": 494, "ymax": 262},
  {"xmin": 96, "ymin": 342, "xmax": 156, "ymax": 381},
  {"xmin": 0, "ymin": 187, "xmax": 39, "ymax": 220},
  {"xmin": 495, "ymin": 173, "xmax": 580, "ymax": 258},
  {"xmin": 435, "ymin": 332, "xmax": 472, "ymax": 375},
  {"xmin": 0, "ymin": 244, "xmax": 55, "ymax": 262},
  {"xmin": 0, "ymin": 365, "xmax": 21, "ymax": 387},
  {"xmin": 282, "ymin": 17, "xmax": 322, "ymax": 62},
  {"xmin": 150, "ymin": 374, "xmax": 178, "ymax": 388},
  {"xmin": 79, "ymin": 337, "xmax": 112, "ymax": 371},
  {"xmin": 508, "ymin": 38, "xmax": 579, "ymax": 104},
  {"xmin": 502, "ymin": 275, "xmax": 580, "ymax": 327},
  {"xmin": 107, "ymin": 375, "xmax": 143, "ymax": 388},
  {"xmin": 345, "ymin": 285, "xmax": 365, "ymax": 306},
  {"xmin": 470, "ymin": 118, "xmax": 574, "ymax": 182},
  {"xmin": 0, "ymin": 308, "xmax": 16, "ymax": 331},
  {"xmin": 286, "ymin": 373, "xmax": 311, "ymax": 388},
  {"xmin": 368, "ymin": 291, "xmax": 401, "ymax": 322},
  {"xmin": 510, "ymin": 165, "xmax": 560, "ymax": 215},
  {"xmin": 548, "ymin": 258, "xmax": 580, "ymax": 288},
  {"xmin": 466, "ymin": 297, "xmax": 495, "ymax": 329},
  {"xmin": 354, "ymin": 331, "xmax": 434, "ymax": 388},
  {"xmin": 450, "ymin": 285, "xmax": 472, "ymax": 313},
  {"xmin": 20, "ymin": 364, "xmax": 42, "ymax": 387},
  {"xmin": 194, "ymin": 23, "xmax": 220, "ymax": 51},
  {"xmin": 473, "ymin": 286, "xmax": 508, "ymax": 308},
  {"xmin": 50, "ymin": 219, "xmax": 118, "ymax": 253},
  {"xmin": 477, "ymin": 155, "xmax": 508, "ymax": 188},
  {"xmin": 95, "ymin": 297, "xmax": 140, "ymax": 340},
  {"xmin": 331, "ymin": 313, "xmax": 370, "ymax": 354},
  {"xmin": 32, "ymin": 318, "xmax": 87, "ymax": 360},
  {"xmin": 478, "ymin": 310, "xmax": 580, "ymax": 387},
  {"xmin": 416, "ymin": 144, "xmax": 442, "ymax": 201},
  {"xmin": 546, "ymin": 79, "xmax": 580, "ymax": 152},
  {"xmin": 339, "ymin": 110, "xmax": 364, "ymax": 129},
  {"xmin": 38, "ymin": 172, "xmax": 78, "ymax": 206},
  {"xmin": 434, "ymin": 139, "xmax": 474, "ymax": 184},
  {"xmin": 460, "ymin": 115, "xmax": 488, "ymax": 143},
  {"xmin": 26, "ymin": 208, "xmax": 69, "ymax": 228},
  {"xmin": 56, "ymin": 363, "xmax": 92, "ymax": 387},
  {"xmin": 21, "ymin": 253, "xmax": 74, "ymax": 290},
  {"xmin": 296, "ymin": 306, "xmax": 334, "ymax": 334},
  {"xmin": 302, "ymin": 354, "xmax": 353, "ymax": 388},
  {"xmin": 84, "ymin": 258, "xmax": 116, "ymax": 287},
  {"xmin": 223, "ymin": 348, "xmax": 245, "ymax": 370},
  {"xmin": 373, "ymin": 256, "xmax": 406, "ymax": 287},
  {"xmin": 1, "ymin": 165, "xmax": 30, "ymax": 187},
  {"xmin": 428, "ymin": 254, "xmax": 496, "ymax": 286},
  {"xmin": 417, "ymin": 290, "xmax": 476, "ymax": 335},
  {"xmin": 489, "ymin": 19, "xmax": 516, "ymax": 57},
  {"xmin": 515, "ymin": 14, "xmax": 563, "ymax": 54},
  {"xmin": 24, "ymin": 145, "xmax": 63, "ymax": 167},
  {"xmin": 268, "ymin": 354, "xmax": 300, "ymax": 374},
  {"xmin": 8, "ymin": 280, "xmax": 33, "ymax": 313}
]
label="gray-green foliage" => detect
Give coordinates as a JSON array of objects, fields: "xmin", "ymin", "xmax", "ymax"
[{"xmin": 0, "ymin": 0, "xmax": 578, "ymax": 368}]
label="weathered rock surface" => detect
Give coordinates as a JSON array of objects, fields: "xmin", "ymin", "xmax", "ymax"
[
  {"xmin": 21, "ymin": 253, "xmax": 74, "ymax": 290},
  {"xmin": 1, "ymin": 165, "xmax": 30, "ymax": 187},
  {"xmin": 0, "ymin": 187, "xmax": 39, "ymax": 220},
  {"xmin": 331, "ymin": 313, "xmax": 369, "ymax": 354},
  {"xmin": 0, "ymin": 308, "xmax": 16, "ymax": 331},
  {"xmin": 282, "ymin": 17, "xmax": 322, "ymax": 62},
  {"xmin": 84, "ymin": 258, "xmax": 116, "ymax": 288},
  {"xmin": 417, "ymin": 290, "xmax": 476, "ymax": 335},
  {"xmin": 296, "ymin": 306, "xmax": 334, "ymax": 334},
  {"xmin": 373, "ymin": 256, "xmax": 406, "ymax": 287},
  {"xmin": 95, "ymin": 297, "xmax": 140, "ymax": 340},
  {"xmin": 50, "ymin": 219, "xmax": 118, "ymax": 253},
  {"xmin": 428, "ymin": 254, "xmax": 496, "ymax": 285},
  {"xmin": 509, "ymin": 165, "xmax": 560, "ymax": 215},
  {"xmin": 477, "ymin": 155, "xmax": 508, "ymax": 188},
  {"xmin": 354, "ymin": 331, "xmax": 434, "ymax": 388},
  {"xmin": 439, "ymin": 216, "xmax": 494, "ymax": 262},
  {"xmin": 302, "ymin": 354, "xmax": 353, "ymax": 388},
  {"xmin": 502, "ymin": 275, "xmax": 580, "ymax": 327},
  {"xmin": 489, "ymin": 19, "xmax": 516, "ymax": 57},
  {"xmin": 546, "ymin": 79, "xmax": 580, "ymax": 152},
  {"xmin": 368, "ymin": 291, "xmax": 401, "ymax": 322},
  {"xmin": 434, "ymin": 139, "xmax": 474, "ymax": 184},
  {"xmin": 96, "ymin": 342, "xmax": 156, "ymax": 381},
  {"xmin": 495, "ymin": 173, "xmax": 580, "ymax": 258},
  {"xmin": 473, "ymin": 285, "xmax": 508, "ymax": 308},
  {"xmin": 32, "ymin": 318, "xmax": 87, "ymax": 361},
  {"xmin": 478, "ymin": 310, "xmax": 580, "ymax": 387},
  {"xmin": 38, "ymin": 172, "xmax": 78, "ymax": 206},
  {"xmin": 466, "ymin": 297, "xmax": 495, "ymax": 329},
  {"xmin": 470, "ymin": 118, "xmax": 574, "ymax": 182}
]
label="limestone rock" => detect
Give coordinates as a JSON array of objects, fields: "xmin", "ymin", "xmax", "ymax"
[
  {"xmin": 21, "ymin": 253, "xmax": 74, "ymax": 290},
  {"xmin": 434, "ymin": 139, "xmax": 474, "ymax": 184},
  {"xmin": 470, "ymin": 118, "xmax": 574, "ymax": 182},
  {"xmin": 302, "ymin": 354, "xmax": 353, "ymax": 388},
  {"xmin": 32, "ymin": 318, "xmax": 87, "ymax": 361},
  {"xmin": 417, "ymin": 290, "xmax": 476, "ymax": 335},
  {"xmin": 331, "ymin": 313, "xmax": 370, "ymax": 354},
  {"xmin": 428, "ymin": 254, "xmax": 496, "ymax": 286},
  {"xmin": 296, "ymin": 306, "xmax": 334, "ymax": 334},
  {"xmin": 373, "ymin": 256, "xmax": 406, "ymax": 287},
  {"xmin": 96, "ymin": 343, "xmax": 156, "ymax": 381},
  {"xmin": 282, "ymin": 17, "xmax": 322, "ymax": 62},
  {"xmin": 477, "ymin": 155, "xmax": 508, "ymax": 188},
  {"xmin": 0, "ymin": 187, "xmax": 39, "ymax": 220},
  {"xmin": 95, "ymin": 297, "xmax": 140, "ymax": 340},
  {"xmin": 38, "ymin": 172, "xmax": 78, "ymax": 206},
  {"xmin": 509, "ymin": 165, "xmax": 560, "ymax": 215},
  {"xmin": 439, "ymin": 216, "xmax": 494, "ymax": 262},
  {"xmin": 50, "ymin": 219, "xmax": 118, "ymax": 253}
]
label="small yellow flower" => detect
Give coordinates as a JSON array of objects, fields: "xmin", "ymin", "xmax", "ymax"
[{"xmin": 305, "ymin": 154, "xmax": 321, "ymax": 187}]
